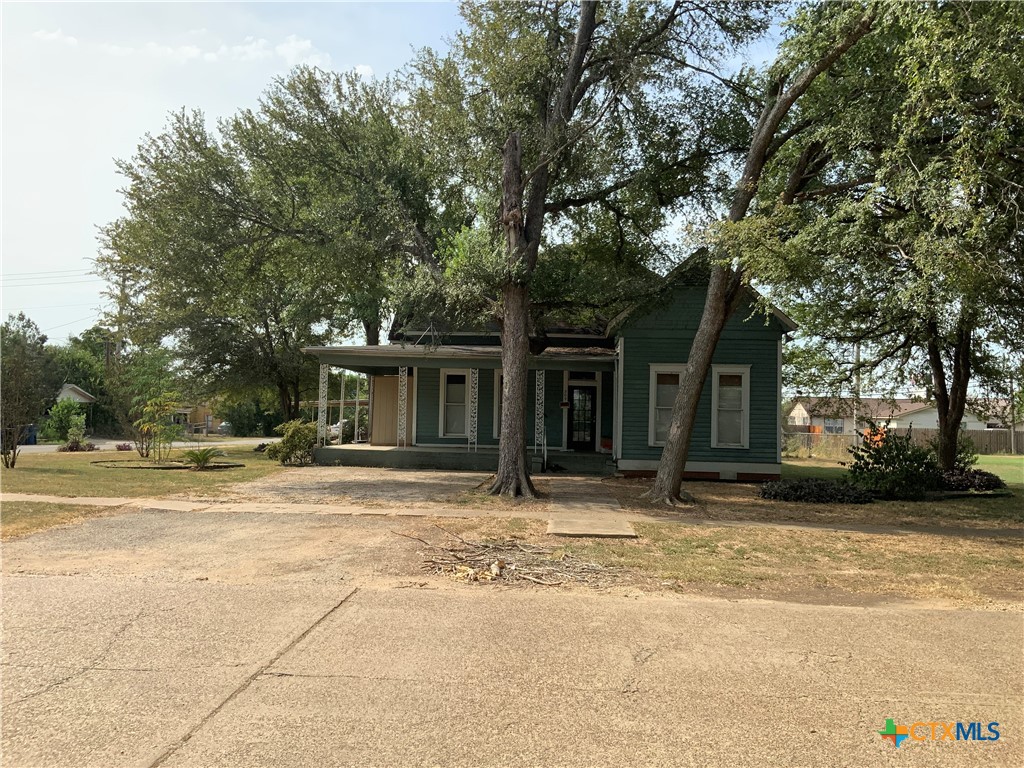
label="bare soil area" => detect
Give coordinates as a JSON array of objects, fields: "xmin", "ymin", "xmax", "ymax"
[{"xmin": 203, "ymin": 465, "xmax": 552, "ymax": 512}]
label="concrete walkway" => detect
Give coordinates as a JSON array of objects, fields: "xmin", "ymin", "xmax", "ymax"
[
  {"xmin": 4, "ymin": 489, "xmax": 1020, "ymax": 540},
  {"xmin": 546, "ymin": 477, "xmax": 637, "ymax": 538},
  {"xmin": 4, "ymin": 479, "xmax": 639, "ymax": 538}
]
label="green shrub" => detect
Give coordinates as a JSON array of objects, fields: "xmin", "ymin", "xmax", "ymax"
[
  {"xmin": 182, "ymin": 447, "xmax": 226, "ymax": 470},
  {"xmin": 265, "ymin": 420, "xmax": 317, "ymax": 465},
  {"xmin": 58, "ymin": 413, "xmax": 98, "ymax": 452},
  {"xmin": 759, "ymin": 478, "xmax": 873, "ymax": 504},
  {"xmin": 846, "ymin": 425, "xmax": 940, "ymax": 500},
  {"xmin": 940, "ymin": 469, "xmax": 1007, "ymax": 492},
  {"xmin": 41, "ymin": 398, "xmax": 83, "ymax": 442}
]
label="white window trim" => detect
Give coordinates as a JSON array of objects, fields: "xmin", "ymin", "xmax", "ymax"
[
  {"xmin": 648, "ymin": 364, "xmax": 686, "ymax": 447},
  {"xmin": 492, "ymin": 368, "xmax": 503, "ymax": 439},
  {"xmin": 711, "ymin": 364, "xmax": 750, "ymax": 449},
  {"xmin": 439, "ymin": 368, "xmax": 469, "ymax": 438}
]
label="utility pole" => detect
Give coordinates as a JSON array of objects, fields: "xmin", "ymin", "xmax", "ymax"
[
  {"xmin": 1009, "ymin": 355, "xmax": 1017, "ymax": 455},
  {"xmin": 853, "ymin": 342, "xmax": 861, "ymax": 430}
]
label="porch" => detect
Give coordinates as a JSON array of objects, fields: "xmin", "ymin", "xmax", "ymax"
[
  {"xmin": 313, "ymin": 443, "xmax": 615, "ymax": 474},
  {"xmin": 303, "ymin": 344, "xmax": 618, "ymax": 465}
]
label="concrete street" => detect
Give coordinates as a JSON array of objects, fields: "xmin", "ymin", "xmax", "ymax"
[{"xmin": 2, "ymin": 507, "xmax": 1021, "ymax": 767}]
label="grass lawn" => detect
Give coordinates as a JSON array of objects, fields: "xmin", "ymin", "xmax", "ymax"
[
  {"xmin": 0, "ymin": 447, "xmax": 283, "ymax": 499},
  {"xmin": 976, "ymin": 455, "xmax": 1024, "ymax": 487},
  {"xmin": 442, "ymin": 517, "xmax": 1023, "ymax": 608},
  {"xmin": 606, "ymin": 457, "xmax": 1024, "ymax": 529},
  {"xmin": 1, "ymin": 502, "xmax": 117, "ymax": 540}
]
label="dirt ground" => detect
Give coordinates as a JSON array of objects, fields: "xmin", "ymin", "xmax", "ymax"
[{"xmin": 201, "ymin": 466, "xmax": 552, "ymax": 511}]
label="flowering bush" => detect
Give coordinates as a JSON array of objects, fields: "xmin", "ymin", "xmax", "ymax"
[{"xmin": 846, "ymin": 424, "xmax": 940, "ymax": 500}]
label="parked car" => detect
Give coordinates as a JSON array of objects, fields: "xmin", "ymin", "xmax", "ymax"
[{"xmin": 217, "ymin": 421, "xmax": 232, "ymax": 436}]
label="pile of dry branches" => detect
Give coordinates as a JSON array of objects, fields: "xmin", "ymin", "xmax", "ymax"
[{"xmin": 392, "ymin": 525, "xmax": 619, "ymax": 587}]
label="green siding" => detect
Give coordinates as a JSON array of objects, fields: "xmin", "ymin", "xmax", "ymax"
[
  {"xmin": 620, "ymin": 286, "xmax": 781, "ymax": 465},
  {"xmin": 600, "ymin": 371, "xmax": 614, "ymax": 445},
  {"xmin": 414, "ymin": 366, "xmax": 567, "ymax": 448}
]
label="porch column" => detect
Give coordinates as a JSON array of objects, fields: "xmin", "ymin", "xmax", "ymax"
[
  {"xmin": 534, "ymin": 369, "xmax": 545, "ymax": 453},
  {"xmin": 316, "ymin": 362, "xmax": 329, "ymax": 447},
  {"xmin": 397, "ymin": 366, "xmax": 408, "ymax": 448},
  {"xmin": 468, "ymin": 368, "xmax": 479, "ymax": 452}
]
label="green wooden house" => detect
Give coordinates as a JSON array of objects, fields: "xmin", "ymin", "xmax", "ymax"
[{"xmin": 303, "ymin": 276, "xmax": 795, "ymax": 480}]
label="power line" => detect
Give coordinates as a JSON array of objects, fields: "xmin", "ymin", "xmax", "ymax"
[
  {"xmin": 41, "ymin": 313, "xmax": 103, "ymax": 333},
  {"xmin": 0, "ymin": 301, "xmax": 103, "ymax": 311},
  {"xmin": 0, "ymin": 278, "xmax": 106, "ymax": 289},
  {"xmin": 1, "ymin": 267, "xmax": 93, "ymax": 277}
]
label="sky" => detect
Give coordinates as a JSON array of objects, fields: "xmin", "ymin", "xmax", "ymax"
[{"xmin": 1, "ymin": 1, "xmax": 462, "ymax": 342}]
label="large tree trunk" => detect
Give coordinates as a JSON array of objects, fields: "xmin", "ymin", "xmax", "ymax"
[
  {"xmin": 363, "ymin": 320, "xmax": 381, "ymax": 346},
  {"xmin": 645, "ymin": 267, "xmax": 743, "ymax": 502},
  {"xmin": 645, "ymin": 11, "xmax": 875, "ymax": 505},
  {"xmin": 927, "ymin": 319, "xmax": 972, "ymax": 470},
  {"xmin": 491, "ymin": 282, "xmax": 537, "ymax": 497},
  {"xmin": 491, "ymin": 132, "xmax": 538, "ymax": 497}
]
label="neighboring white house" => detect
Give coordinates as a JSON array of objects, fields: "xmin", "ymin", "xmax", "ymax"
[
  {"xmin": 896, "ymin": 403, "xmax": 1009, "ymax": 431},
  {"xmin": 56, "ymin": 383, "xmax": 96, "ymax": 405},
  {"xmin": 785, "ymin": 396, "xmax": 1012, "ymax": 435}
]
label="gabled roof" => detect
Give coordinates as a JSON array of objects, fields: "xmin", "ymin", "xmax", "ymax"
[
  {"xmin": 56, "ymin": 383, "xmax": 96, "ymax": 404},
  {"xmin": 606, "ymin": 254, "xmax": 798, "ymax": 335},
  {"xmin": 792, "ymin": 396, "xmax": 928, "ymax": 419}
]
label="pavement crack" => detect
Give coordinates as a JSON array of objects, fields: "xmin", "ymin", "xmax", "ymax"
[
  {"xmin": 145, "ymin": 587, "xmax": 360, "ymax": 768},
  {"xmin": 621, "ymin": 645, "xmax": 657, "ymax": 695},
  {"xmin": 6, "ymin": 608, "xmax": 146, "ymax": 708}
]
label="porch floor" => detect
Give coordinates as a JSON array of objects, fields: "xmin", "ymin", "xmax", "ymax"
[{"xmin": 314, "ymin": 443, "xmax": 615, "ymax": 475}]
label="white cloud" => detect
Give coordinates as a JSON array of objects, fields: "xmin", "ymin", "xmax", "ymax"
[
  {"xmin": 354, "ymin": 64, "xmax": 374, "ymax": 79},
  {"xmin": 142, "ymin": 41, "xmax": 203, "ymax": 63},
  {"xmin": 91, "ymin": 32, "xmax": 330, "ymax": 68},
  {"xmin": 209, "ymin": 37, "xmax": 275, "ymax": 63},
  {"xmin": 274, "ymin": 34, "xmax": 332, "ymax": 68},
  {"xmin": 32, "ymin": 28, "xmax": 78, "ymax": 46}
]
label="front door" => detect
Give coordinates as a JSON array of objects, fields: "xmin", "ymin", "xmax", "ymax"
[{"xmin": 567, "ymin": 385, "xmax": 597, "ymax": 451}]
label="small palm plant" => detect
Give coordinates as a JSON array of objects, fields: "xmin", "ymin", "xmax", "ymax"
[{"xmin": 181, "ymin": 447, "xmax": 226, "ymax": 471}]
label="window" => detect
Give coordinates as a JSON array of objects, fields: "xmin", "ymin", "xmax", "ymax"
[
  {"xmin": 648, "ymin": 365, "xmax": 685, "ymax": 446},
  {"xmin": 493, "ymin": 369, "xmax": 503, "ymax": 438},
  {"xmin": 440, "ymin": 369, "xmax": 468, "ymax": 437},
  {"xmin": 711, "ymin": 365, "xmax": 750, "ymax": 449},
  {"xmin": 824, "ymin": 417, "xmax": 844, "ymax": 434}
]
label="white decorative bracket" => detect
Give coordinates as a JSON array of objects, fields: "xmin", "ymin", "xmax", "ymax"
[
  {"xmin": 316, "ymin": 363, "xmax": 329, "ymax": 447},
  {"xmin": 468, "ymin": 368, "xmax": 479, "ymax": 452},
  {"xmin": 534, "ymin": 369, "xmax": 545, "ymax": 453},
  {"xmin": 397, "ymin": 366, "xmax": 408, "ymax": 448}
]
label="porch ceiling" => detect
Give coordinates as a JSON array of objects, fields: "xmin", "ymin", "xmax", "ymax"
[{"xmin": 302, "ymin": 344, "xmax": 615, "ymax": 373}]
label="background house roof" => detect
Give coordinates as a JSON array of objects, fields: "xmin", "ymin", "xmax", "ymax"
[{"xmin": 56, "ymin": 383, "xmax": 97, "ymax": 404}]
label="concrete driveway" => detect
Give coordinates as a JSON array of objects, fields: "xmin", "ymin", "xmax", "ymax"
[{"xmin": 2, "ymin": 508, "xmax": 1021, "ymax": 767}]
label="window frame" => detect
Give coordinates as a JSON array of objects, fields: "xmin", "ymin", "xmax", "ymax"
[
  {"xmin": 648, "ymin": 364, "xmax": 686, "ymax": 447},
  {"xmin": 439, "ymin": 368, "xmax": 470, "ymax": 438},
  {"xmin": 710, "ymin": 364, "xmax": 750, "ymax": 449},
  {"xmin": 823, "ymin": 417, "xmax": 844, "ymax": 434}
]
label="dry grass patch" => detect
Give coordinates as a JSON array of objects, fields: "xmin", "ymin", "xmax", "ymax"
[
  {"xmin": 428, "ymin": 517, "xmax": 1023, "ymax": 607},
  {"xmin": 449, "ymin": 477, "xmax": 552, "ymax": 511},
  {"xmin": 604, "ymin": 476, "xmax": 1024, "ymax": 530},
  {"xmin": 1, "ymin": 501, "xmax": 123, "ymax": 540}
]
